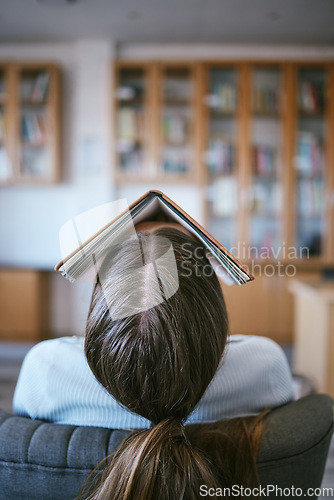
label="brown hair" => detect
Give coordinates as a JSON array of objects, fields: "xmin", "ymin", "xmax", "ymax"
[{"xmin": 82, "ymin": 228, "xmax": 265, "ymax": 499}]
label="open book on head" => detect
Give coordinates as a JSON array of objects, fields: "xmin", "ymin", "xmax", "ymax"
[{"xmin": 55, "ymin": 190, "xmax": 253, "ymax": 286}]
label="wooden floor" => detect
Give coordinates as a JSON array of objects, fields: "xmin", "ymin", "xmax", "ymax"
[{"xmin": 0, "ymin": 341, "xmax": 333, "ymax": 493}]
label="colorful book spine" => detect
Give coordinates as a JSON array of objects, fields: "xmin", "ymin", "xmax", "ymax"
[
  {"xmin": 162, "ymin": 114, "xmax": 187, "ymax": 144},
  {"xmin": 253, "ymin": 87, "xmax": 279, "ymax": 113},
  {"xmin": 252, "ymin": 146, "xmax": 276, "ymax": 176},
  {"xmin": 30, "ymin": 72, "xmax": 50, "ymax": 103},
  {"xmin": 207, "ymin": 138, "xmax": 235, "ymax": 175},
  {"xmin": 21, "ymin": 112, "xmax": 48, "ymax": 144},
  {"xmin": 297, "ymin": 133, "xmax": 323, "ymax": 175},
  {"xmin": 298, "ymin": 178, "xmax": 324, "ymax": 216},
  {"xmin": 208, "ymin": 83, "xmax": 237, "ymax": 112},
  {"xmin": 117, "ymin": 108, "xmax": 145, "ymax": 143},
  {"xmin": 299, "ymin": 81, "xmax": 323, "ymax": 113}
]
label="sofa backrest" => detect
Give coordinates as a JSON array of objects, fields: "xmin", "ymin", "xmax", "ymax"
[{"xmin": 0, "ymin": 394, "xmax": 333, "ymax": 499}]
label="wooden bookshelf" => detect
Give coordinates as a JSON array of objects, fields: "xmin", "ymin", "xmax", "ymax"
[
  {"xmin": 113, "ymin": 59, "xmax": 334, "ymax": 343},
  {"xmin": 0, "ymin": 62, "xmax": 61, "ymax": 185},
  {"xmin": 114, "ymin": 61, "xmax": 200, "ymax": 183},
  {"xmin": 114, "ymin": 60, "xmax": 334, "ymax": 265}
]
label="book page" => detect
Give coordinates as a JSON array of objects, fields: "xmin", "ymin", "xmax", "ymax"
[
  {"xmin": 59, "ymin": 198, "xmax": 133, "ymax": 268},
  {"xmin": 57, "ymin": 191, "xmax": 251, "ymax": 285}
]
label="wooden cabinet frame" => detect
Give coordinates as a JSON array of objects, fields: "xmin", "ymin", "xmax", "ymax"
[
  {"xmin": 114, "ymin": 59, "xmax": 334, "ymax": 268},
  {"xmin": 114, "ymin": 60, "xmax": 201, "ymax": 184},
  {"xmin": 0, "ymin": 61, "xmax": 61, "ymax": 185}
]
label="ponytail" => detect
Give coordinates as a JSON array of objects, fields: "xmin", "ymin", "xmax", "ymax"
[
  {"xmin": 80, "ymin": 412, "xmax": 267, "ymax": 500},
  {"xmin": 80, "ymin": 417, "xmax": 223, "ymax": 500}
]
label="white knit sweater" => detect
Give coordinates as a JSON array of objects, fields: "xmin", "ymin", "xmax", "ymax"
[{"xmin": 13, "ymin": 334, "xmax": 294, "ymax": 429}]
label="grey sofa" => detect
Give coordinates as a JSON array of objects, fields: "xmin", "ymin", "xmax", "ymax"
[{"xmin": 0, "ymin": 394, "xmax": 333, "ymax": 499}]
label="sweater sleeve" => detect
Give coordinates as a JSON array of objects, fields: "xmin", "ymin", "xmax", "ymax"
[
  {"xmin": 13, "ymin": 336, "xmax": 150, "ymax": 429},
  {"xmin": 186, "ymin": 335, "xmax": 294, "ymax": 423},
  {"xmin": 13, "ymin": 338, "xmax": 56, "ymax": 418}
]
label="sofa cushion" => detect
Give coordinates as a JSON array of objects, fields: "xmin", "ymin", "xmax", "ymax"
[{"xmin": 0, "ymin": 394, "xmax": 333, "ymax": 499}]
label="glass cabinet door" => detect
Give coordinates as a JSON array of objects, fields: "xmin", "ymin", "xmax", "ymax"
[
  {"xmin": 294, "ymin": 67, "xmax": 326, "ymax": 257},
  {"xmin": 248, "ymin": 66, "xmax": 283, "ymax": 257},
  {"xmin": 115, "ymin": 66, "xmax": 147, "ymax": 177},
  {"xmin": 19, "ymin": 68, "xmax": 54, "ymax": 180},
  {"xmin": 205, "ymin": 66, "xmax": 238, "ymax": 251},
  {"xmin": 0, "ymin": 68, "xmax": 12, "ymax": 182},
  {"xmin": 159, "ymin": 66, "xmax": 194, "ymax": 177}
]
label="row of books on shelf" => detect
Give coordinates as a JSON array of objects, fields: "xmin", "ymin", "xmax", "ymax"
[
  {"xmin": 297, "ymin": 178, "xmax": 324, "ymax": 216},
  {"xmin": 117, "ymin": 108, "xmax": 145, "ymax": 142},
  {"xmin": 206, "ymin": 84, "xmax": 281, "ymax": 113},
  {"xmin": 116, "ymin": 85, "xmax": 144, "ymax": 101},
  {"xmin": 21, "ymin": 112, "xmax": 49, "ymax": 144},
  {"xmin": 210, "ymin": 176, "xmax": 323, "ymax": 218},
  {"xmin": 119, "ymin": 150, "xmax": 191, "ymax": 176},
  {"xmin": 117, "ymin": 82, "xmax": 191, "ymax": 102},
  {"xmin": 20, "ymin": 71, "xmax": 50, "ymax": 104},
  {"xmin": 248, "ymin": 232, "xmax": 279, "ymax": 258},
  {"xmin": 253, "ymin": 87, "xmax": 280, "ymax": 113},
  {"xmin": 119, "ymin": 149, "xmax": 143, "ymax": 174},
  {"xmin": 162, "ymin": 114, "xmax": 188, "ymax": 145},
  {"xmin": 252, "ymin": 145, "xmax": 277, "ymax": 177},
  {"xmin": 206, "ymin": 138, "xmax": 236, "ymax": 175},
  {"xmin": 206, "ymin": 83, "xmax": 237, "ymax": 112},
  {"xmin": 250, "ymin": 181, "xmax": 281, "ymax": 214},
  {"xmin": 20, "ymin": 148, "xmax": 51, "ymax": 177},
  {"xmin": 0, "ymin": 146, "xmax": 51, "ymax": 179},
  {"xmin": 209, "ymin": 177, "xmax": 237, "ymax": 217},
  {"xmin": 164, "ymin": 78, "xmax": 191, "ymax": 100},
  {"xmin": 298, "ymin": 81, "xmax": 324, "ymax": 113},
  {"xmin": 295, "ymin": 132, "xmax": 323, "ymax": 175},
  {"xmin": 162, "ymin": 149, "xmax": 190, "ymax": 174},
  {"xmin": 209, "ymin": 176, "xmax": 281, "ymax": 217},
  {"xmin": 206, "ymin": 141, "xmax": 278, "ymax": 178}
]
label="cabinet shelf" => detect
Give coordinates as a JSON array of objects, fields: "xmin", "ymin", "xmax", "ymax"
[
  {"xmin": 299, "ymin": 109, "xmax": 325, "ymax": 118},
  {"xmin": 116, "ymin": 138, "xmax": 144, "ymax": 146},
  {"xmin": 118, "ymin": 98, "xmax": 145, "ymax": 107},
  {"xmin": 163, "ymin": 98, "xmax": 190, "ymax": 106},
  {"xmin": 297, "ymin": 212, "xmax": 324, "ymax": 219},
  {"xmin": 114, "ymin": 62, "xmax": 198, "ymax": 181},
  {"xmin": 209, "ymin": 109, "xmax": 236, "ymax": 118},
  {"xmin": 0, "ymin": 62, "xmax": 61, "ymax": 185},
  {"xmin": 21, "ymin": 141, "xmax": 48, "ymax": 148},
  {"xmin": 297, "ymin": 173, "xmax": 323, "ymax": 180},
  {"xmin": 20, "ymin": 100, "xmax": 49, "ymax": 107},
  {"xmin": 252, "ymin": 110, "xmax": 281, "ymax": 118},
  {"xmin": 162, "ymin": 140, "xmax": 190, "ymax": 148},
  {"xmin": 251, "ymin": 211, "xmax": 280, "ymax": 218}
]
